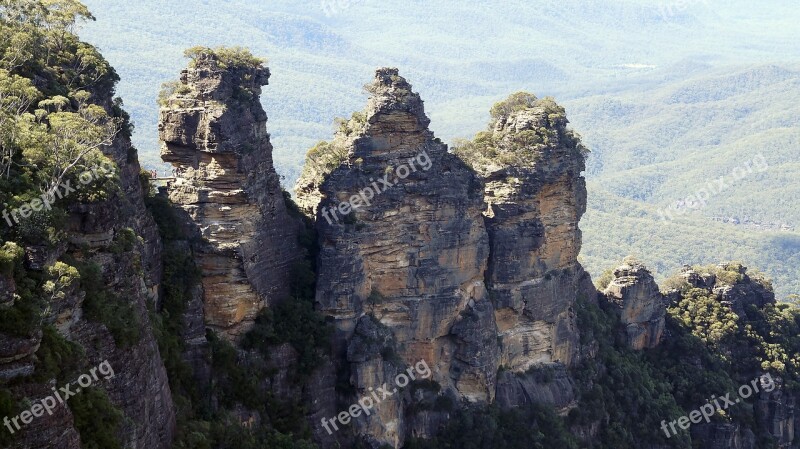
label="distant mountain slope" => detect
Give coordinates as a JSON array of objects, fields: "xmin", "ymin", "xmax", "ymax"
[
  {"xmin": 78, "ymin": 0, "xmax": 800, "ymax": 297},
  {"xmin": 78, "ymin": 0, "xmax": 800, "ymax": 173},
  {"xmin": 580, "ymin": 184, "xmax": 800, "ymax": 298},
  {"xmin": 568, "ymin": 65, "xmax": 800, "ymax": 297}
]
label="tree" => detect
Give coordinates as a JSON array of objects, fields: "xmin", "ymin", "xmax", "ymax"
[
  {"xmin": 490, "ymin": 91, "xmax": 538, "ymax": 121},
  {"xmin": 20, "ymin": 90, "xmax": 119, "ymax": 194},
  {"xmin": 0, "ymin": 69, "xmax": 39, "ymax": 177}
]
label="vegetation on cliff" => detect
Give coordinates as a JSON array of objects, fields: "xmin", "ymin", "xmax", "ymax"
[
  {"xmin": 1, "ymin": 1, "xmax": 132, "ymax": 447},
  {"xmin": 146, "ymin": 179, "xmax": 325, "ymax": 448},
  {"xmin": 453, "ymin": 91, "xmax": 587, "ymax": 173},
  {"xmin": 183, "ymin": 46, "xmax": 266, "ymax": 70},
  {"xmin": 566, "ymin": 262, "xmax": 800, "ymax": 449}
]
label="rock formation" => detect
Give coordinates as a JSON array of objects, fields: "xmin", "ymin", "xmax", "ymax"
[
  {"xmin": 662, "ymin": 263, "xmax": 798, "ymax": 449},
  {"xmin": 453, "ymin": 93, "xmax": 595, "ymax": 412},
  {"xmin": 603, "ymin": 261, "xmax": 666, "ymax": 350},
  {"xmin": 0, "ymin": 83, "xmax": 175, "ymax": 448},
  {"xmin": 159, "ymin": 51, "xmax": 302, "ymax": 340},
  {"xmin": 294, "ymin": 71, "xmax": 599, "ymax": 446},
  {"xmin": 297, "ymin": 68, "xmax": 495, "ymax": 446}
]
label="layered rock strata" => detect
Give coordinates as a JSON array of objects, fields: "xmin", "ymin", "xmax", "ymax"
[
  {"xmin": 159, "ymin": 52, "xmax": 301, "ymax": 339},
  {"xmin": 302, "ymin": 68, "xmax": 496, "ymax": 446},
  {"xmin": 1, "ymin": 84, "xmax": 176, "ymax": 448},
  {"xmin": 604, "ymin": 261, "xmax": 666, "ymax": 350},
  {"xmin": 454, "ymin": 95, "xmax": 595, "ymax": 412},
  {"xmin": 296, "ymin": 72, "xmax": 595, "ymax": 445}
]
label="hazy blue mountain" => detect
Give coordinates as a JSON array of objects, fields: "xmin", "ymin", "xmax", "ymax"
[{"xmin": 78, "ymin": 0, "xmax": 800, "ymax": 297}]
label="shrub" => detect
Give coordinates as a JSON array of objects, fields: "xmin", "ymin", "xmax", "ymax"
[
  {"xmin": 0, "ymin": 389, "xmax": 19, "ymax": 445},
  {"xmin": 33, "ymin": 325, "xmax": 85, "ymax": 382},
  {"xmin": 79, "ymin": 261, "xmax": 141, "ymax": 348},
  {"xmin": 184, "ymin": 46, "xmax": 266, "ymax": 70},
  {"xmin": 669, "ymin": 288, "xmax": 738, "ymax": 346},
  {"xmin": 0, "ymin": 241, "xmax": 23, "ymax": 276},
  {"xmin": 108, "ymin": 227, "xmax": 138, "ymax": 254},
  {"xmin": 490, "ymin": 92, "xmax": 539, "ymax": 121},
  {"xmin": 405, "ymin": 403, "xmax": 578, "ymax": 449},
  {"xmin": 70, "ymin": 387, "xmax": 124, "ymax": 449},
  {"xmin": 157, "ymin": 81, "xmax": 188, "ymax": 106},
  {"xmin": 242, "ymin": 295, "xmax": 331, "ymax": 378}
]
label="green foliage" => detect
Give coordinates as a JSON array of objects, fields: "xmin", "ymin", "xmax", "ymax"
[
  {"xmin": 145, "ymin": 194, "xmax": 183, "ymax": 240},
  {"xmin": 405, "ymin": 403, "xmax": 578, "ymax": 449},
  {"xmin": 69, "ymin": 387, "xmax": 124, "ymax": 449},
  {"xmin": 0, "ymin": 248, "xmax": 42, "ymax": 336},
  {"xmin": 242, "ymin": 293, "xmax": 331, "ymax": 378},
  {"xmin": 32, "ymin": 324, "xmax": 84, "ymax": 382},
  {"xmin": 0, "ymin": 0, "xmax": 124, "ymax": 249},
  {"xmin": 739, "ymin": 302, "xmax": 800, "ymax": 387},
  {"xmin": 204, "ymin": 330, "xmax": 315, "ymax": 441},
  {"xmin": 644, "ymin": 271, "xmax": 800, "ymax": 446},
  {"xmin": 108, "ymin": 227, "xmax": 138, "ymax": 254},
  {"xmin": 157, "ymin": 80, "xmax": 192, "ymax": 107},
  {"xmin": 21, "ymin": 97, "xmax": 120, "ymax": 195},
  {"xmin": 669, "ymin": 288, "xmax": 739, "ymax": 347},
  {"xmin": 0, "ymin": 296, "xmax": 40, "ymax": 335},
  {"xmin": 335, "ymin": 111, "xmax": 367, "ymax": 137},
  {"xmin": 144, "ymin": 194, "xmax": 202, "ymax": 410},
  {"xmin": 367, "ymin": 287, "xmax": 386, "ymax": 308},
  {"xmin": 184, "ymin": 46, "xmax": 266, "ymax": 70},
  {"xmin": 173, "ymin": 417, "xmax": 317, "ymax": 449},
  {"xmin": 0, "ymin": 240, "xmax": 22, "ymax": 275},
  {"xmin": 453, "ymin": 93, "xmax": 584, "ymax": 173},
  {"xmin": 208, "ymin": 331, "xmax": 263, "ymax": 409},
  {"xmin": 299, "ymin": 139, "xmax": 349, "ymax": 186},
  {"xmin": 146, "ymin": 194, "xmax": 317, "ymax": 448},
  {"xmin": 79, "ymin": 261, "xmax": 141, "ymax": 348},
  {"xmin": 489, "ymin": 91, "xmax": 538, "ymax": 121},
  {"xmin": 571, "ymin": 298, "xmax": 691, "ymax": 448},
  {"xmin": 594, "ymin": 265, "xmax": 615, "ymax": 290},
  {"xmin": 0, "ymin": 388, "xmax": 19, "ymax": 445}
]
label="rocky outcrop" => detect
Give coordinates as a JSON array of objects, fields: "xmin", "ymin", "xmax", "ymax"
[
  {"xmin": 300, "ymin": 68, "xmax": 495, "ymax": 447},
  {"xmin": 664, "ymin": 263, "xmax": 798, "ymax": 449},
  {"xmin": 604, "ymin": 261, "xmax": 666, "ymax": 350},
  {"xmin": 159, "ymin": 52, "xmax": 302, "ymax": 340},
  {"xmin": 296, "ymin": 73, "xmax": 598, "ymax": 446},
  {"xmin": 1, "ymin": 80, "xmax": 176, "ymax": 448},
  {"xmin": 453, "ymin": 94, "xmax": 594, "ymax": 412}
]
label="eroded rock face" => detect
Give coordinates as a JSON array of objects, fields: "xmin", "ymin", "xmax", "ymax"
[
  {"xmin": 306, "ymin": 68, "xmax": 496, "ymax": 447},
  {"xmin": 300, "ymin": 72, "xmax": 600, "ymax": 446},
  {"xmin": 604, "ymin": 262, "xmax": 666, "ymax": 350},
  {"xmin": 159, "ymin": 53, "xmax": 302, "ymax": 339},
  {"xmin": 451, "ymin": 97, "xmax": 595, "ymax": 414},
  {"xmin": 1, "ymin": 85, "xmax": 176, "ymax": 448}
]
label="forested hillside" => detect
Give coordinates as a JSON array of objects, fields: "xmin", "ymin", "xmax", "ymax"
[{"xmin": 76, "ymin": 0, "xmax": 800, "ymax": 297}]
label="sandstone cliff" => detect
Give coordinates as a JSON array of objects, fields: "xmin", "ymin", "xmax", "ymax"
[
  {"xmin": 454, "ymin": 94, "xmax": 596, "ymax": 413},
  {"xmin": 293, "ymin": 72, "xmax": 597, "ymax": 447},
  {"xmin": 0, "ymin": 83, "xmax": 175, "ymax": 448},
  {"xmin": 604, "ymin": 261, "xmax": 666, "ymax": 350},
  {"xmin": 299, "ymin": 68, "xmax": 493, "ymax": 446},
  {"xmin": 159, "ymin": 50, "xmax": 302, "ymax": 340}
]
